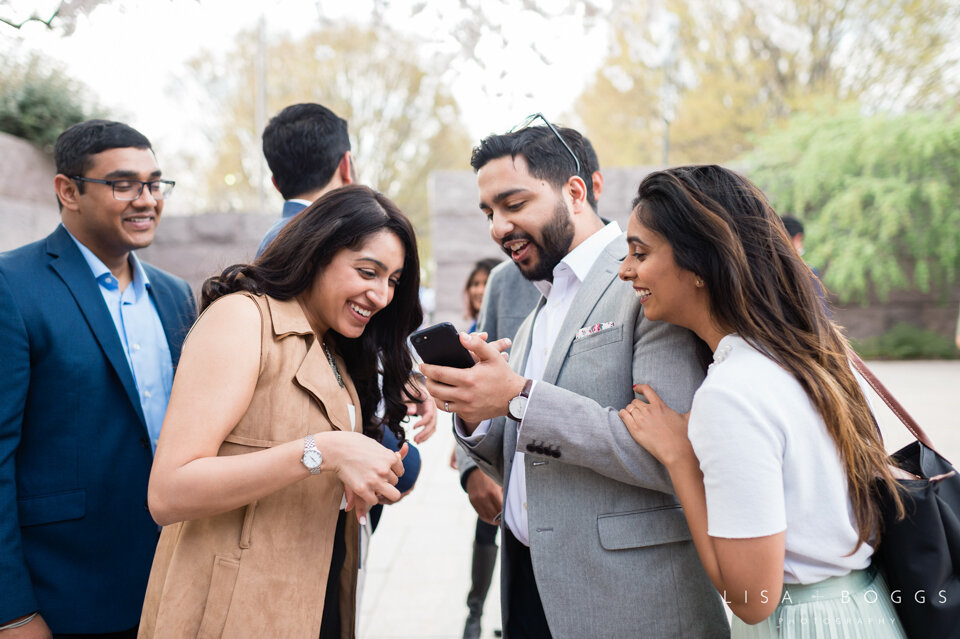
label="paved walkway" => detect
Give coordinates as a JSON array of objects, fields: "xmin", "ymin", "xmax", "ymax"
[{"xmin": 357, "ymin": 360, "xmax": 960, "ymax": 639}]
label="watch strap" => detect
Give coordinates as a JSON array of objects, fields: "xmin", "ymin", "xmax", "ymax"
[{"xmin": 518, "ymin": 378, "xmax": 533, "ymax": 399}]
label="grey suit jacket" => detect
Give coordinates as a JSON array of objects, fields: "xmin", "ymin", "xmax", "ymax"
[{"xmin": 455, "ymin": 234, "xmax": 729, "ymax": 639}]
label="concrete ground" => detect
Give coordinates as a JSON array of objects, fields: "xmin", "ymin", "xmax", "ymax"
[{"xmin": 357, "ymin": 360, "xmax": 960, "ymax": 639}]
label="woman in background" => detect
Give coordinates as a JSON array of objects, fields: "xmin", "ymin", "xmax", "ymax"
[
  {"xmin": 464, "ymin": 258, "xmax": 502, "ymax": 332},
  {"xmin": 617, "ymin": 165, "xmax": 906, "ymax": 638},
  {"xmin": 140, "ymin": 185, "xmax": 423, "ymax": 639}
]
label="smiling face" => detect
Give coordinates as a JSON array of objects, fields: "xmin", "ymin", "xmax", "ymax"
[
  {"xmin": 57, "ymin": 146, "xmax": 164, "ymax": 268},
  {"xmin": 477, "ymin": 154, "xmax": 575, "ymax": 282},
  {"xmin": 618, "ymin": 210, "xmax": 707, "ymax": 331},
  {"xmin": 301, "ymin": 229, "xmax": 405, "ymax": 338}
]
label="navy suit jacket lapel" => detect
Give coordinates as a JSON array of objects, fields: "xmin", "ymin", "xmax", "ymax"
[
  {"xmin": 46, "ymin": 225, "xmax": 147, "ymax": 428},
  {"xmin": 144, "ymin": 265, "xmax": 189, "ymax": 367}
]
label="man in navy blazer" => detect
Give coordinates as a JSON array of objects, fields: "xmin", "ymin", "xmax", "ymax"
[{"xmin": 0, "ymin": 120, "xmax": 196, "ymax": 637}]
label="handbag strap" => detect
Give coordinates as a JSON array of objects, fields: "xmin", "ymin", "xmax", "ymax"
[{"xmin": 849, "ymin": 350, "xmax": 937, "ymax": 450}]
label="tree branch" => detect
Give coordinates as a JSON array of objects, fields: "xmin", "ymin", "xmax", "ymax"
[{"xmin": 0, "ymin": 4, "xmax": 61, "ymax": 30}]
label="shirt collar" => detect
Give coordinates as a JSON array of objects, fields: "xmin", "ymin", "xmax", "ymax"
[
  {"xmin": 65, "ymin": 226, "xmax": 149, "ymax": 298},
  {"xmin": 267, "ymin": 295, "xmax": 315, "ymax": 338},
  {"xmin": 283, "ymin": 199, "xmax": 312, "ymax": 218},
  {"xmin": 533, "ymin": 221, "xmax": 622, "ymax": 297}
]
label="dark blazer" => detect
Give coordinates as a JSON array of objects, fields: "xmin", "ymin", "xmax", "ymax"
[{"xmin": 0, "ymin": 225, "xmax": 196, "ymax": 633}]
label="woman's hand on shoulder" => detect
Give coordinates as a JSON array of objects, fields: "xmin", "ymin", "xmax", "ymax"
[
  {"xmin": 619, "ymin": 383, "xmax": 695, "ymax": 468},
  {"xmin": 318, "ymin": 433, "xmax": 406, "ymax": 524}
]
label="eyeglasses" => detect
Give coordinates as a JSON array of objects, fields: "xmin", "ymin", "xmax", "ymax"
[
  {"xmin": 509, "ymin": 112, "xmax": 581, "ymax": 175},
  {"xmin": 70, "ymin": 176, "xmax": 176, "ymax": 201}
]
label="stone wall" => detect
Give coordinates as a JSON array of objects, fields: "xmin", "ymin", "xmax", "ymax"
[
  {"xmin": 137, "ymin": 213, "xmax": 274, "ymax": 295},
  {"xmin": 831, "ymin": 287, "xmax": 960, "ymax": 341},
  {"xmin": 0, "ymin": 132, "xmax": 61, "ymax": 253}
]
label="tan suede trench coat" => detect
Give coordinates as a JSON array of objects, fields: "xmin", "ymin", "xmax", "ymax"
[{"xmin": 139, "ymin": 293, "xmax": 361, "ymax": 639}]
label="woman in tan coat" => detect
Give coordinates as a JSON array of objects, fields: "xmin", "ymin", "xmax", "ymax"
[{"xmin": 139, "ymin": 185, "xmax": 424, "ymax": 639}]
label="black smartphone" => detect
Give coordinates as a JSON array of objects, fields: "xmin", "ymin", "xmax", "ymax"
[{"xmin": 410, "ymin": 322, "xmax": 475, "ymax": 368}]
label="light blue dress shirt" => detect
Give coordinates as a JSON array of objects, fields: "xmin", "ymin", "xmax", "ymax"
[{"xmin": 67, "ymin": 230, "xmax": 173, "ymax": 452}]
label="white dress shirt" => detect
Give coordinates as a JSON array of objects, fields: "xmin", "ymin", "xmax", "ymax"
[{"xmin": 459, "ymin": 221, "xmax": 621, "ymax": 545}]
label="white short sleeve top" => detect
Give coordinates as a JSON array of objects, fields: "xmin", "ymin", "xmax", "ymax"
[{"xmin": 687, "ymin": 334, "xmax": 873, "ymax": 584}]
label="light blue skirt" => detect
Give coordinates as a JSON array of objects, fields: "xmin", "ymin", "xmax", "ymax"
[{"xmin": 731, "ymin": 565, "xmax": 907, "ymax": 639}]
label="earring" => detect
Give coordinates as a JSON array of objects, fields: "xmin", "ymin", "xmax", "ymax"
[{"xmin": 695, "ymin": 278, "xmax": 704, "ymax": 287}]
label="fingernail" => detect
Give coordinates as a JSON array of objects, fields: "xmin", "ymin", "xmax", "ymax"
[{"xmin": 632, "ymin": 384, "xmax": 639, "ymax": 391}]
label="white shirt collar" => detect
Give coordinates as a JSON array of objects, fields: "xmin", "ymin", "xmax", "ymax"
[{"xmin": 533, "ymin": 221, "xmax": 622, "ymax": 297}]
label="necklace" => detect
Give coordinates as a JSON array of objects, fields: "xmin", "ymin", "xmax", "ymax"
[{"xmin": 323, "ymin": 341, "xmax": 344, "ymax": 388}]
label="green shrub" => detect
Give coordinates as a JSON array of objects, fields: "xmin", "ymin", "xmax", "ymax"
[
  {"xmin": 851, "ymin": 323, "xmax": 960, "ymax": 360},
  {"xmin": 747, "ymin": 108, "xmax": 960, "ymax": 305},
  {"xmin": 0, "ymin": 54, "xmax": 100, "ymax": 151}
]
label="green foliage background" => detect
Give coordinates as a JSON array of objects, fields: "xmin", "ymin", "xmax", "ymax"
[
  {"xmin": 747, "ymin": 107, "xmax": 960, "ymax": 304},
  {"xmin": 851, "ymin": 323, "xmax": 959, "ymax": 360},
  {"xmin": 0, "ymin": 54, "xmax": 99, "ymax": 151}
]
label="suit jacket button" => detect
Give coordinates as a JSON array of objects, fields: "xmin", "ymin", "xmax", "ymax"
[
  {"xmin": 535, "ymin": 446, "xmax": 545, "ymax": 455},
  {"xmin": 552, "ymin": 449, "xmax": 561, "ymax": 458},
  {"xmin": 140, "ymin": 437, "xmax": 150, "ymax": 450},
  {"xmin": 526, "ymin": 444, "xmax": 536, "ymax": 452}
]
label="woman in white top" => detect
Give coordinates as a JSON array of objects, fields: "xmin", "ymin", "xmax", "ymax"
[{"xmin": 617, "ymin": 166, "xmax": 906, "ymax": 638}]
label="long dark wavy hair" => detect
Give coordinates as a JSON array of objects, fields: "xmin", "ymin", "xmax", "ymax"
[
  {"xmin": 633, "ymin": 165, "xmax": 903, "ymax": 550},
  {"xmin": 201, "ymin": 184, "xmax": 423, "ymax": 444}
]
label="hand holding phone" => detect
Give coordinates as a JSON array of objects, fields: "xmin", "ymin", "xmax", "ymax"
[{"xmin": 410, "ymin": 322, "xmax": 475, "ymax": 368}]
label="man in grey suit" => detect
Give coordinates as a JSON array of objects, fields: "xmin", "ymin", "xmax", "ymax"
[
  {"xmin": 422, "ymin": 121, "xmax": 728, "ymax": 638},
  {"xmin": 454, "ymin": 140, "xmax": 604, "ymax": 639}
]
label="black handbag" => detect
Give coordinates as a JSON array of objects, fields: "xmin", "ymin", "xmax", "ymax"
[{"xmin": 851, "ymin": 353, "xmax": 960, "ymax": 638}]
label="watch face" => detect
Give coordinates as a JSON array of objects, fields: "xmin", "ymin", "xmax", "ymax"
[
  {"xmin": 302, "ymin": 449, "xmax": 323, "ymax": 469},
  {"xmin": 508, "ymin": 395, "xmax": 527, "ymax": 420}
]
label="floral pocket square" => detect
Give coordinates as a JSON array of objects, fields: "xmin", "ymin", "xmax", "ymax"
[{"xmin": 574, "ymin": 321, "xmax": 616, "ymax": 340}]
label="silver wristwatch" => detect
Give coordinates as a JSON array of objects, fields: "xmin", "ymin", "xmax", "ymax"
[
  {"xmin": 507, "ymin": 379, "xmax": 534, "ymax": 421},
  {"xmin": 301, "ymin": 434, "xmax": 323, "ymax": 475}
]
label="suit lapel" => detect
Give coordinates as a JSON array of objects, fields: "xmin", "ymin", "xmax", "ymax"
[
  {"xmin": 145, "ymin": 269, "xmax": 186, "ymax": 367},
  {"xmin": 508, "ymin": 297, "xmax": 544, "ymax": 377},
  {"xmin": 540, "ymin": 235, "xmax": 625, "ymax": 385},
  {"xmin": 46, "ymin": 225, "xmax": 147, "ymax": 428}
]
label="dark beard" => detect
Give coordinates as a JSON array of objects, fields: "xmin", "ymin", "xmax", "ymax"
[{"xmin": 502, "ymin": 198, "xmax": 575, "ymax": 282}]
